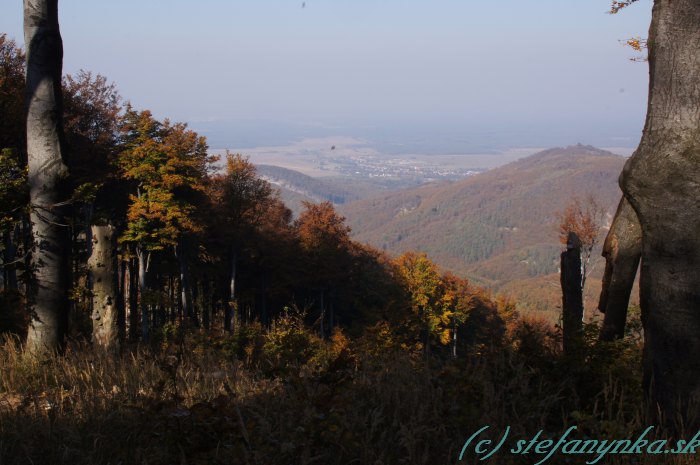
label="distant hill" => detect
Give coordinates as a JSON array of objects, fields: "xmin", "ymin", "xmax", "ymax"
[
  {"xmin": 256, "ymin": 164, "xmax": 427, "ymax": 216},
  {"xmin": 340, "ymin": 144, "xmax": 634, "ymax": 317},
  {"xmin": 256, "ymin": 165, "xmax": 360, "ymax": 214}
]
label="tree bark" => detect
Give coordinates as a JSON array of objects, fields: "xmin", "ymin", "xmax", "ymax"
[
  {"xmin": 117, "ymin": 256, "xmax": 126, "ymax": 345},
  {"xmin": 177, "ymin": 238, "xmax": 192, "ymax": 324},
  {"xmin": 319, "ymin": 288, "xmax": 325, "ymax": 339},
  {"xmin": 561, "ymin": 232, "xmax": 583, "ymax": 355},
  {"xmin": 24, "ymin": 0, "xmax": 70, "ymax": 355},
  {"xmin": 452, "ymin": 315, "xmax": 458, "ymax": 359},
  {"xmin": 127, "ymin": 256, "xmax": 139, "ymax": 341},
  {"xmin": 598, "ymin": 197, "xmax": 642, "ymax": 341},
  {"xmin": 137, "ymin": 247, "xmax": 149, "ymax": 341},
  {"xmin": 88, "ymin": 224, "xmax": 118, "ymax": 351},
  {"xmin": 225, "ymin": 248, "xmax": 236, "ymax": 332},
  {"xmin": 620, "ymin": 0, "xmax": 700, "ymax": 429}
]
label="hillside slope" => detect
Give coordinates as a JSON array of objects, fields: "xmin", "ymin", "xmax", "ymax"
[{"xmin": 340, "ymin": 144, "xmax": 631, "ymax": 314}]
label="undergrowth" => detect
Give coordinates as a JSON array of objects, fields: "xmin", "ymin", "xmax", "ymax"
[{"xmin": 0, "ymin": 311, "xmax": 692, "ymax": 465}]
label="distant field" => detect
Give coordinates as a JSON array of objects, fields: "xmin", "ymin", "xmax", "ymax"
[{"xmin": 211, "ymin": 137, "xmax": 556, "ymax": 178}]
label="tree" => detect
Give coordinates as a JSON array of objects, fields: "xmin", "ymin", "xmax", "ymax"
[
  {"xmin": 394, "ymin": 251, "xmax": 444, "ymax": 357},
  {"xmin": 557, "ymin": 195, "xmax": 606, "ymax": 294},
  {"xmin": 439, "ymin": 273, "xmax": 474, "ymax": 358},
  {"xmin": 62, "ymin": 71, "xmax": 124, "ymax": 348},
  {"xmin": 208, "ymin": 153, "xmax": 273, "ymax": 330},
  {"xmin": 605, "ymin": 0, "xmax": 700, "ymax": 429},
  {"xmin": 560, "ymin": 232, "xmax": 584, "ymax": 355},
  {"xmin": 597, "ymin": 198, "xmax": 641, "ymax": 341},
  {"xmin": 24, "ymin": 0, "xmax": 71, "ymax": 354},
  {"xmin": 117, "ymin": 107, "xmax": 210, "ymax": 339},
  {"xmin": 88, "ymin": 224, "xmax": 118, "ymax": 351},
  {"xmin": 0, "ymin": 34, "xmax": 25, "ymax": 156},
  {"xmin": 296, "ymin": 201, "xmax": 352, "ymax": 338}
]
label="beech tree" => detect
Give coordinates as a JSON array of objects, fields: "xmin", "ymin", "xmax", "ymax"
[
  {"xmin": 439, "ymin": 273, "xmax": 473, "ymax": 358},
  {"xmin": 394, "ymin": 251, "xmax": 444, "ymax": 357},
  {"xmin": 602, "ymin": 0, "xmax": 700, "ymax": 428},
  {"xmin": 117, "ymin": 107, "xmax": 210, "ymax": 339},
  {"xmin": 62, "ymin": 71, "xmax": 123, "ymax": 349},
  {"xmin": 557, "ymin": 195, "xmax": 606, "ymax": 294},
  {"xmin": 24, "ymin": 0, "xmax": 71, "ymax": 354},
  {"xmin": 297, "ymin": 201, "xmax": 353, "ymax": 338},
  {"xmin": 209, "ymin": 153, "xmax": 273, "ymax": 330}
]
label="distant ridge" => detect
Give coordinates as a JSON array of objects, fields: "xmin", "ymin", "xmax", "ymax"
[
  {"xmin": 256, "ymin": 164, "xmax": 359, "ymax": 214},
  {"xmin": 340, "ymin": 145, "xmax": 631, "ymax": 315}
]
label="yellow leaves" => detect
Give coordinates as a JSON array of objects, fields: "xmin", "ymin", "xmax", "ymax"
[
  {"xmin": 117, "ymin": 107, "xmax": 213, "ymax": 249},
  {"xmin": 439, "ymin": 328, "xmax": 452, "ymax": 346},
  {"xmin": 122, "ymin": 187, "xmax": 201, "ymax": 250}
]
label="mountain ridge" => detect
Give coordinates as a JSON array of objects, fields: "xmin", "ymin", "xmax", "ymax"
[{"xmin": 339, "ymin": 144, "xmax": 630, "ymax": 315}]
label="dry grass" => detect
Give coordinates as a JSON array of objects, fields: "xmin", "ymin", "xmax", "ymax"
[{"xmin": 0, "ymin": 316, "xmax": 695, "ymax": 465}]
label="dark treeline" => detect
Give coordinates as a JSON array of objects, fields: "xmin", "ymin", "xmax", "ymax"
[{"xmin": 0, "ymin": 33, "xmax": 507, "ymax": 357}]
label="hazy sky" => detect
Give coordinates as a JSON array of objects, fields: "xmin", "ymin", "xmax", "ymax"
[{"xmin": 0, "ymin": 1, "xmax": 652, "ymax": 150}]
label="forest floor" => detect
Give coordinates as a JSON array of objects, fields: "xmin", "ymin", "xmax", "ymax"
[{"xmin": 0, "ymin": 314, "xmax": 694, "ymax": 465}]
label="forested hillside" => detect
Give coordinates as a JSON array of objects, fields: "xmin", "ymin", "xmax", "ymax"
[{"xmin": 341, "ymin": 145, "xmax": 629, "ymax": 315}]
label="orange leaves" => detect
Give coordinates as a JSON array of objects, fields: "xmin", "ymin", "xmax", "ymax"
[
  {"xmin": 625, "ymin": 37, "xmax": 646, "ymax": 52},
  {"xmin": 117, "ymin": 107, "xmax": 212, "ymax": 251},
  {"xmin": 622, "ymin": 37, "xmax": 648, "ymax": 62},
  {"xmin": 557, "ymin": 195, "xmax": 605, "ymax": 250},
  {"xmin": 609, "ymin": 0, "xmax": 639, "ymax": 14},
  {"xmin": 297, "ymin": 201, "xmax": 351, "ymax": 254}
]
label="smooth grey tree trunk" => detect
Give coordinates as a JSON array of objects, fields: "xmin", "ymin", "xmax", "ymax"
[
  {"xmin": 137, "ymin": 247, "xmax": 149, "ymax": 341},
  {"xmin": 451, "ymin": 315, "xmax": 458, "ymax": 358},
  {"xmin": 88, "ymin": 224, "xmax": 118, "ymax": 351},
  {"xmin": 177, "ymin": 238, "xmax": 192, "ymax": 323},
  {"xmin": 127, "ymin": 256, "xmax": 139, "ymax": 341},
  {"xmin": 24, "ymin": 0, "xmax": 70, "ymax": 355},
  {"xmin": 225, "ymin": 249, "xmax": 236, "ymax": 332},
  {"xmin": 620, "ymin": 0, "xmax": 700, "ymax": 428},
  {"xmin": 116, "ymin": 257, "xmax": 126, "ymax": 344},
  {"xmin": 598, "ymin": 197, "xmax": 642, "ymax": 341}
]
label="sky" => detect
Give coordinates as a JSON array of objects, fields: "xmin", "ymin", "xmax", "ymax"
[{"xmin": 0, "ymin": 1, "xmax": 652, "ymax": 152}]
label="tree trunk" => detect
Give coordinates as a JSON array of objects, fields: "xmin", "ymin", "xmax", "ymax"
[
  {"xmin": 619, "ymin": 0, "xmax": 700, "ymax": 429},
  {"xmin": 225, "ymin": 249, "xmax": 236, "ymax": 332},
  {"xmin": 177, "ymin": 238, "xmax": 192, "ymax": 324},
  {"xmin": 452, "ymin": 315, "xmax": 458, "ymax": 359},
  {"xmin": 117, "ymin": 257, "xmax": 126, "ymax": 345},
  {"xmin": 561, "ymin": 232, "xmax": 583, "ymax": 355},
  {"xmin": 137, "ymin": 247, "xmax": 149, "ymax": 341},
  {"xmin": 259, "ymin": 271, "xmax": 268, "ymax": 327},
  {"xmin": 598, "ymin": 197, "xmax": 642, "ymax": 341},
  {"xmin": 88, "ymin": 224, "xmax": 118, "ymax": 351},
  {"xmin": 127, "ymin": 256, "xmax": 139, "ymax": 341},
  {"xmin": 24, "ymin": 0, "xmax": 70, "ymax": 355},
  {"xmin": 319, "ymin": 288, "xmax": 325, "ymax": 339},
  {"xmin": 203, "ymin": 278, "xmax": 211, "ymax": 330}
]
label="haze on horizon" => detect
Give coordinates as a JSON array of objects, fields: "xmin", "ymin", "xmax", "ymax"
[{"xmin": 0, "ymin": 0, "xmax": 652, "ymax": 152}]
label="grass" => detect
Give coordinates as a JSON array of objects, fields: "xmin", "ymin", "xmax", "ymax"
[{"xmin": 0, "ymin": 313, "xmax": 695, "ymax": 465}]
